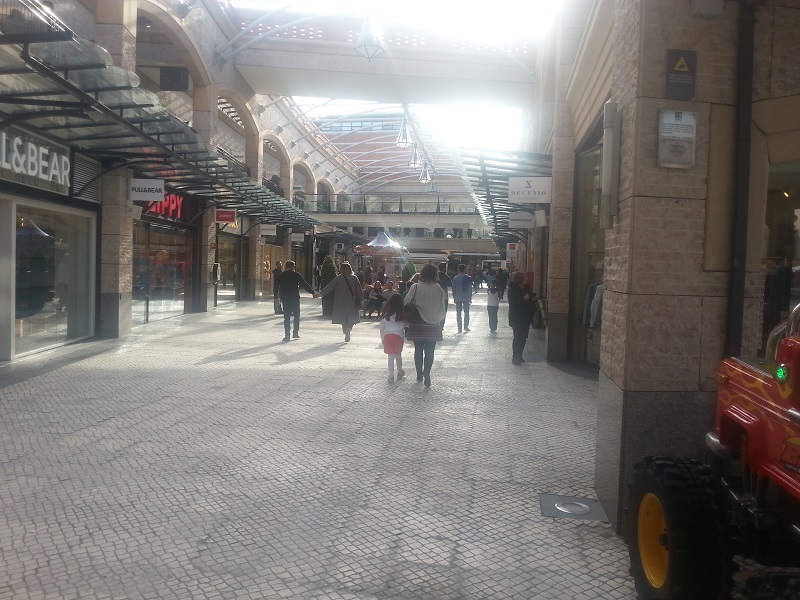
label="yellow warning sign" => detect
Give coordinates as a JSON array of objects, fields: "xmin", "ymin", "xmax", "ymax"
[{"xmin": 673, "ymin": 56, "xmax": 690, "ymax": 72}]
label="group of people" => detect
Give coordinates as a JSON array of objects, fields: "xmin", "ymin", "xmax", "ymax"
[{"xmin": 270, "ymin": 259, "xmax": 538, "ymax": 384}]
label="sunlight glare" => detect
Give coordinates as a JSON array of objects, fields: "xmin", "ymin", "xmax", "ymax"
[{"xmin": 229, "ymin": 0, "xmax": 559, "ymax": 43}]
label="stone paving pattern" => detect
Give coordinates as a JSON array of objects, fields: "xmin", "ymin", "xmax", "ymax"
[{"xmin": 0, "ymin": 294, "xmax": 788, "ymax": 599}]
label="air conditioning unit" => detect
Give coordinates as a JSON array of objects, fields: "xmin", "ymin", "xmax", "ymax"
[{"xmin": 335, "ymin": 243, "xmax": 345, "ymax": 251}]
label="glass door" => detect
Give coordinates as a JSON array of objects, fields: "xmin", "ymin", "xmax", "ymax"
[{"xmin": 216, "ymin": 236, "xmax": 240, "ymax": 304}]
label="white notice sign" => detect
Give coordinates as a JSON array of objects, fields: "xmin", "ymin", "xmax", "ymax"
[
  {"xmin": 508, "ymin": 177, "xmax": 552, "ymax": 204},
  {"xmin": 260, "ymin": 224, "xmax": 277, "ymax": 236},
  {"xmin": 290, "ymin": 233, "xmax": 305, "ymax": 243},
  {"xmin": 130, "ymin": 178, "xmax": 165, "ymax": 202},
  {"xmin": 658, "ymin": 110, "xmax": 696, "ymax": 169},
  {"xmin": 508, "ymin": 212, "xmax": 536, "ymax": 229}
]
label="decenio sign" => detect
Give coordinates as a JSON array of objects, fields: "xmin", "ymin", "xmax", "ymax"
[{"xmin": 0, "ymin": 130, "xmax": 70, "ymax": 194}]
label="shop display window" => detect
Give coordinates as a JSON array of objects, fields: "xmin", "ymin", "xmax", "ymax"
[
  {"xmin": 757, "ymin": 164, "xmax": 800, "ymax": 354},
  {"xmin": 15, "ymin": 205, "xmax": 93, "ymax": 355},
  {"xmin": 569, "ymin": 143, "xmax": 604, "ymax": 367},
  {"xmin": 132, "ymin": 223, "xmax": 192, "ymax": 325}
]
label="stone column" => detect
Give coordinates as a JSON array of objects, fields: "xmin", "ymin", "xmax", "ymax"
[
  {"xmin": 246, "ymin": 131, "xmax": 263, "ymax": 182},
  {"xmin": 594, "ymin": 0, "xmax": 737, "ymax": 532},
  {"xmin": 193, "ymin": 85, "xmax": 218, "ymax": 311},
  {"xmin": 93, "ymin": 1, "xmax": 134, "ymax": 337},
  {"xmin": 247, "ymin": 217, "xmax": 262, "ymax": 300},
  {"xmin": 94, "ymin": 0, "xmax": 136, "ymax": 70},
  {"xmin": 98, "ymin": 172, "xmax": 132, "ymax": 338},
  {"xmin": 280, "ymin": 162, "xmax": 293, "ymax": 202},
  {"xmin": 545, "ymin": 9, "xmax": 580, "ymax": 362},
  {"xmin": 195, "ymin": 204, "xmax": 216, "ymax": 312}
]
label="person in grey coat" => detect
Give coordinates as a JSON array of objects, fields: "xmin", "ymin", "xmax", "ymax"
[{"xmin": 320, "ymin": 262, "xmax": 364, "ymax": 342}]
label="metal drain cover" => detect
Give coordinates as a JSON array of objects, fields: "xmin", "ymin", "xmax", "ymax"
[{"xmin": 539, "ymin": 493, "xmax": 609, "ymax": 522}]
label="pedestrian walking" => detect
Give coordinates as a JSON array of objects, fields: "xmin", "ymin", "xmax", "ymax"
[
  {"xmin": 274, "ymin": 260, "xmax": 319, "ymax": 342},
  {"xmin": 405, "ymin": 264, "xmax": 447, "ymax": 387},
  {"xmin": 319, "ymin": 262, "xmax": 363, "ymax": 343},
  {"xmin": 495, "ymin": 267, "xmax": 508, "ymax": 301},
  {"xmin": 452, "ymin": 263, "xmax": 473, "ymax": 333},
  {"xmin": 487, "ymin": 278, "xmax": 500, "ymax": 333},
  {"xmin": 379, "ymin": 293, "xmax": 408, "ymax": 383},
  {"xmin": 437, "ymin": 261, "xmax": 453, "ymax": 330},
  {"xmin": 272, "ymin": 260, "xmax": 283, "ymax": 314},
  {"xmin": 507, "ymin": 271, "xmax": 537, "ymax": 364}
]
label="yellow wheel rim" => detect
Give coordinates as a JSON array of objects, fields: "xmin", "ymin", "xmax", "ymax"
[{"xmin": 638, "ymin": 492, "xmax": 669, "ymax": 589}]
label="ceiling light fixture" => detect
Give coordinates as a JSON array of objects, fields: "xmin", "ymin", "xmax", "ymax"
[
  {"xmin": 354, "ymin": 15, "xmax": 386, "ymax": 61},
  {"xmin": 396, "ymin": 117, "xmax": 412, "ymax": 148},
  {"xmin": 419, "ymin": 163, "xmax": 431, "ymax": 184},
  {"xmin": 427, "ymin": 178, "xmax": 438, "ymax": 194},
  {"xmin": 408, "ymin": 145, "xmax": 420, "ymax": 168}
]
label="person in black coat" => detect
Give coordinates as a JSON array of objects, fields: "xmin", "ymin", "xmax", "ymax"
[
  {"xmin": 495, "ymin": 268, "xmax": 509, "ymax": 300},
  {"xmin": 275, "ymin": 260, "xmax": 319, "ymax": 341},
  {"xmin": 507, "ymin": 271, "xmax": 537, "ymax": 365}
]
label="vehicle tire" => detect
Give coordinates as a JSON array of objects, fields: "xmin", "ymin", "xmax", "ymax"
[{"xmin": 627, "ymin": 456, "xmax": 733, "ymax": 600}]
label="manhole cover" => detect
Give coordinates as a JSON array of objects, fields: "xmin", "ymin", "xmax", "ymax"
[
  {"xmin": 554, "ymin": 501, "xmax": 592, "ymax": 515},
  {"xmin": 539, "ymin": 493, "xmax": 608, "ymax": 522}
]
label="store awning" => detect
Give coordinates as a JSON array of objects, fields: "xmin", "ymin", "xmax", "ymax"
[
  {"xmin": 460, "ymin": 149, "xmax": 552, "ymax": 240},
  {"xmin": 354, "ymin": 231, "xmax": 408, "ymax": 258},
  {"xmin": 0, "ymin": 2, "xmax": 318, "ymax": 229},
  {"xmin": 314, "ymin": 229, "xmax": 367, "ymax": 246}
]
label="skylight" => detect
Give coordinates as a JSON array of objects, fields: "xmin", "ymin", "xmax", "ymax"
[{"xmin": 229, "ymin": 0, "xmax": 559, "ymax": 44}]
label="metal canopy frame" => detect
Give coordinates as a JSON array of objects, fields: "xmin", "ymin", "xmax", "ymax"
[
  {"xmin": 460, "ymin": 149, "xmax": 552, "ymax": 237},
  {"xmin": 0, "ymin": 0, "xmax": 318, "ymax": 229}
]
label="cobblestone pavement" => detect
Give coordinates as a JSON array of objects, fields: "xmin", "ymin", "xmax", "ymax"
[{"xmin": 0, "ymin": 294, "xmax": 789, "ymax": 599}]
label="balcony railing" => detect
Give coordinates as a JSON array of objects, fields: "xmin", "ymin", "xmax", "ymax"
[{"xmin": 292, "ymin": 194, "xmax": 480, "ymax": 216}]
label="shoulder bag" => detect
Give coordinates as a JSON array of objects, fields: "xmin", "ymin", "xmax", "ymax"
[{"xmin": 400, "ymin": 285, "xmax": 424, "ymax": 324}]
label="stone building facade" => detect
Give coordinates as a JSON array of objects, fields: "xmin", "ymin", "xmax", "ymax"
[{"xmin": 535, "ymin": 0, "xmax": 800, "ymax": 529}]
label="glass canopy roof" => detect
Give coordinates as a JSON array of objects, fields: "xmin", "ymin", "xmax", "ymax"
[{"xmin": 0, "ymin": 8, "xmax": 318, "ymax": 229}]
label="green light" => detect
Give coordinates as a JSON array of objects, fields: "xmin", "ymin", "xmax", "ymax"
[{"xmin": 776, "ymin": 364, "xmax": 789, "ymax": 382}]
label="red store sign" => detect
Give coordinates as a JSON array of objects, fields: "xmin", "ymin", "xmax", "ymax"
[
  {"xmin": 145, "ymin": 193, "xmax": 184, "ymax": 220},
  {"xmin": 215, "ymin": 209, "xmax": 237, "ymax": 223}
]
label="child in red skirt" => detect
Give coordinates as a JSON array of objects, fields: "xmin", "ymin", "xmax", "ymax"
[{"xmin": 379, "ymin": 293, "xmax": 408, "ymax": 383}]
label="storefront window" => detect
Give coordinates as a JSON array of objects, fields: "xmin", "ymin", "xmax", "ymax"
[
  {"xmin": 133, "ymin": 223, "xmax": 193, "ymax": 325},
  {"xmin": 569, "ymin": 143, "xmax": 604, "ymax": 366},
  {"xmin": 755, "ymin": 163, "xmax": 800, "ymax": 353},
  {"xmin": 216, "ymin": 236, "xmax": 240, "ymax": 304},
  {"xmin": 15, "ymin": 205, "xmax": 93, "ymax": 356}
]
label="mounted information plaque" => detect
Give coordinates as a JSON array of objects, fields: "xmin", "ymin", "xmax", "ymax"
[{"xmin": 658, "ymin": 110, "xmax": 696, "ymax": 169}]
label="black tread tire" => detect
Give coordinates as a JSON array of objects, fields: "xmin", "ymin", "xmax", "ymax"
[{"xmin": 627, "ymin": 456, "xmax": 733, "ymax": 600}]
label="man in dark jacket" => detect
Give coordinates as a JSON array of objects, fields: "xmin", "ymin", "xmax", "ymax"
[
  {"xmin": 275, "ymin": 260, "xmax": 319, "ymax": 341},
  {"xmin": 272, "ymin": 260, "xmax": 283, "ymax": 314},
  {"xmin": 437, "ymin": 261, "xmax": 452, "ymax": 330},
  {"xmin": 494, "ymin": 267, "xmax": 509, "ymax": 300}
]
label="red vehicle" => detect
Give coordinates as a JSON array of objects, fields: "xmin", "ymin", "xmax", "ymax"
[{"xmin": 627, "ymin": 307, "xmax": 800, "ymax": 599}]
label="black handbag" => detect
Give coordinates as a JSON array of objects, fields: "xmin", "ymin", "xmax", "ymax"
[
  {"xmin": 401, "ymin": 302, "xmax": 424, "ymax": 324},
  {"xmin": 401, "ymin": 286, "xmax": 424, "ymax": 324}
]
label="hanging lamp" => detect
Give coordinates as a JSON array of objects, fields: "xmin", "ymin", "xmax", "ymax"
[
  {"xmin": 354, "ymin": 15, "xmax": 386, "ymax": 61},
  {"xmin": 396, "ymin": 117, "xmax": 412, "ymax": 148},
  {"xmin": 408, "ymin": 145, "xmax": 421, "ymax": 168},
  {"xmin": 419, "ymin": 163, "xmax": 431, "ymax": 183}
]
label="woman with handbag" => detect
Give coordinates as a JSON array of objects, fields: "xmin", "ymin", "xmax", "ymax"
[
  {"xmin": 404, "ymin": 263, "xmax": 446, "ymax": 387},
  {"xmin": 320, "ymin": 262, "xmax": 363, "ymax": 342}
]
